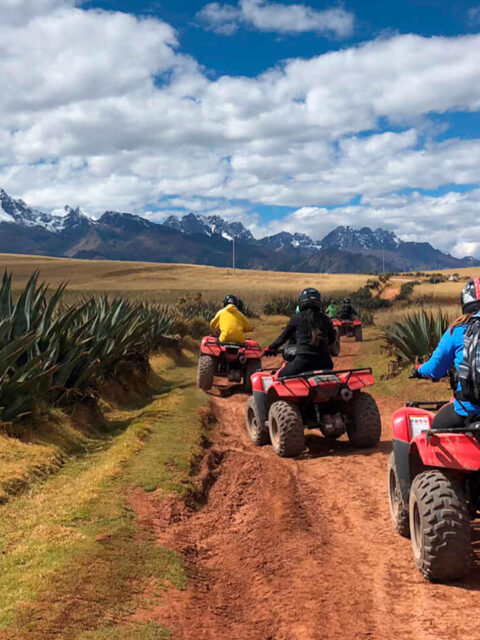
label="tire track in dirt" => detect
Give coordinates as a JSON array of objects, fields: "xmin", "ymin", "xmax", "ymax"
[{"xmin": 132, "ymin": 340, "xmax": 480, "ymax": 640}]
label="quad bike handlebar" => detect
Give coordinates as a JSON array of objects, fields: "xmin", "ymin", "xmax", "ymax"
[{"xmin": 262, "ymin": 347, "xmax": 278, "ymax": 357}]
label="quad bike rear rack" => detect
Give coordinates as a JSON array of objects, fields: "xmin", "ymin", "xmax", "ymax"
[
  {"xmin": 203, "ymin": 338, "xmax": 261, "ymax": 350},
  {"xmin": 406, "ymin": 400, "xmax": 450, "ymax": 411},
  {"xmin": 277, "ymin": 366, "xmax": 372, "ymax": 383}
]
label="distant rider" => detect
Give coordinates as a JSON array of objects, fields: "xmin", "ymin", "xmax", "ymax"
[
  {"xmin": 338, "ymin": 298, "xmax": 357, "ymax": 320},
  {"xmin": 326, "ymin": 300, "xmax": 340, "ymax": 319},
  {"xmin": 412, "ymin": 279, "xmax": 480, "ymax": 428},
  {"xmin": 210, "ymin": 294, "xmax": 252, "ymax": 344},
  {"xmin": 265, "ymin": 288, "xmax": 337, "ymax": 377}
]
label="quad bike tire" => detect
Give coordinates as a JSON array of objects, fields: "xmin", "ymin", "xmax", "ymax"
[
  {"xmin": 268, "ymin": 401, "xmax": 305, "ymax": 458},
  {"xmin": 243, "ymin": 358, "xmax": 262, "ymax": 393},
  {"xmin": 197, "ymin": 355, "xmax": 216, "ymax": 390},
  {"xmin": 354, "ymin": 326, "xmax": 363, "ymax": 342},
  {"xmin": 346, "ymin": 391, "xmax": 381, "ymax": 448},
  {"xmin": 387, "ymin": 451, "xmax": 410, "ymax": 538},
  {"xmin": 245, "ymin": 395, "xmax": 270, "ymax": 446},
  {"xmin": 409, "ymin": 470, "xmax": 472, "ymax": 582}
]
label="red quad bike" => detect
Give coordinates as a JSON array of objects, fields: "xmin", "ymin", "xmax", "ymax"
[
  {"xmin": 388, "ymin": 400, "xmax": 480, "ymax": 582},
  {"xmin": 333, "ymin": 318, "xmax": 363, "ymax": 342},
  {"xmin": 245, "ymin": 362, "xmax": 381, "ymax": 458},
  {"xmin": 197, "ymin": 336, "xmax": 263, "ymax": 393}
]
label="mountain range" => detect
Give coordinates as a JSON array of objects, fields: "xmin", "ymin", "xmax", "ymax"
[{"xmin": 0, "ymin": 188, "xmax": 477, "ymax": 273}]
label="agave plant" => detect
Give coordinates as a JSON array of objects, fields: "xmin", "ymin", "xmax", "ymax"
[
  {"xmin": 383, "ymin": 309, "xmax": 450, "ymax": 364},
  {"xmin": 263, "ymin": 296, "xmax": 298, "ymax": 316},
  {"xmin": 0, "ymin": 271, "xmax": 177, "ymax": 419}
]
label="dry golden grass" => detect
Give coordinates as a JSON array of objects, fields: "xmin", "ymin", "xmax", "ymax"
[{"xmin": 0, "ymin": 253, "xmax": 369, "ymax": 306}]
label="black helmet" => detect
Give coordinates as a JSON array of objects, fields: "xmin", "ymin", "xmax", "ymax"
[
  {"xmin": 461, "ymin": 278, "xmax": 480, "ymax": 313},
  {"xmin": 223, "ymin": 294, "xmax": 238, "ymax": 307},
  {"xmin": 237, "ymin": 298, "xmax": 245, "ymax": 313},
  {"xmin": 343, "ymin": 298, "xmax": 350, "ymax": 304},
  {"xmin": 298, "ymin": 287, "xmax": 322, "ymax": 311}
]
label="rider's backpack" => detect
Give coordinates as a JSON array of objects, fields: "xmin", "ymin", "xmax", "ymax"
[{"xmin": 458, "ymin": 316, "xmax": 480, "ymax": 404}]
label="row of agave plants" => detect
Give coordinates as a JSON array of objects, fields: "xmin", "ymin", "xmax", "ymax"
[{"xmin": 0, "ymin": 272, "xmax": 175, "ymax": 421}]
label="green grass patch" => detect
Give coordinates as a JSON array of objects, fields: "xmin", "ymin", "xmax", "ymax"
[
  {"xmin": 78, "ymin": 623, "xmax": 172, "ymax": 640},
  {"xmin": 0, "ymin": 341, "xmax": 209, "ymax": 640}
]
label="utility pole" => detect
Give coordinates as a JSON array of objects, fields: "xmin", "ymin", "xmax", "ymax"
[
  {"xmin": 382, "ymin": 240, "xmax": 385, "ymax": 275},
  {"xmin": 232, "ymin": 237, "xmax": 236, "ymax": 275}
]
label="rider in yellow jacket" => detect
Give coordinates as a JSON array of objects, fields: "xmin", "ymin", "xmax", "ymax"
[{"xmin": 210, "ymin": 295, "xmax": 252, "ymax": 343}]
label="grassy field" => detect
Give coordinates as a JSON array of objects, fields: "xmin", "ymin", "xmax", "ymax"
[
  {"xmin": 0, "ymin": 253, "xmax": 370, "ymax": 308},
  {"xmin": 0, "ymin": 339, "xmax": 209, "ymax": 640}
]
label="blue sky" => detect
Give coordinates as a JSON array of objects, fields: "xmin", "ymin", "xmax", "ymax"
[
  {"xmin": 1, "ymin": 0, "xmax": 480, "ymax": 255},
  {"xmin": 85, "ymin": 0, "xmax": 480, "ymax": 77}
]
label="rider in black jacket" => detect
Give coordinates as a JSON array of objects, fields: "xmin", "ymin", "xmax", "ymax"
[
  {"xmin": 338, "ymin": 298, "xmax": 357, "ymax": 320},
  {"xmin": 267, "ymin": 288, "xmax": 336, "ymax": 377}
]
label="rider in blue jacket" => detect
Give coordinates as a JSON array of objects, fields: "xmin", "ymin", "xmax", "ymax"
[{"xmin": 414, "ymin": 279, "xmax": 480, "ymax": 428}]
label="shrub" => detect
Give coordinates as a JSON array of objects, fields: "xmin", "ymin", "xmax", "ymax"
[
  {"xmin": 359, "ymin": 310, "xmax": 375, "ymax": 326},
  {"xmin": 383, "ymin": 309, "xmax": 449, "ymax": 364},
  {"xmin": 263, "ymin": 296, "xmax": 298, "ymax": 316},
  {"xmin": 0, "ymin": 271, "xmax": 176, "ymax": 420},
  {"xmin": 176, "ymin": 292, "xmax": 219, "ymax": 323},
  {"xmin": 188, "ymin": 316, "xmax": 211, "ymax": 339},
  {"xmin": 366, "ymin": 278, "xmax": 380, "ymax": 290}
]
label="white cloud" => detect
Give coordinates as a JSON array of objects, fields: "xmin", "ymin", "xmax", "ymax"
[
  {"xmin": 468, "ymin": 6, "xmax": 480, "ymax": 26},
  {"xmin": 196, "ymin": 2, "xmax": 242, "ymax": 35},
  {"xmin": 197, "ymin": 0, "xmax": 354, "ymax": 37},
  {"xmin": 0, "ymin": 3, "xmax": 480, "ymax": 255},
  {"xmin": 259, "ymin": 188, "xmax": 480, "ymax": 257},
  {"xmin": 0, "ymin": 0, "xmax": 77, "ymax": 24}
]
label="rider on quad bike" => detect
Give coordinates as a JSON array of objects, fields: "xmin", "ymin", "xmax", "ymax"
[
  {"xmin": 411, "ymin": 278, "xmax": 480, "ymax": 428},
  {"xmin": 338, "ymin": 298, "xmax": 358, "ymax": 320},
  {"xmin": 210, "ymin": 294, "xmax": 252, "ymax": 344},
  {"xmin": 265, "ymin": 288, "xmax": 337, "ymax": 376},
  {"xmin": 388, "ymin": 279, "xmax": 480, "ymax": 581},
  {"xmin": 325, "ymin": 300, "xmax": 340, "ymax": 319},
  {"xmin": 247, "ymin": 288, "xmax": 380, "ymax": 457}
]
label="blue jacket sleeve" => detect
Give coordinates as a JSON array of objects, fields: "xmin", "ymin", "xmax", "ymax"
[{"xmin": 418, "ymin": 330, "xmax": 456, "ymax": 379}]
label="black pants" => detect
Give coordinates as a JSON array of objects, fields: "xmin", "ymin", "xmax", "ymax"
[
  {"xmin": 280, "ymin": 354, "xmax": 333, "ymax": 378},
  {"xmin": 432, "ymin": 402, "xmax": 466, "ymax": 429}
]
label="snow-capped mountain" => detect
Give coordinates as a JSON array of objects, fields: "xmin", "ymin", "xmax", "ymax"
[
  {"xmin": 320, "ymin": 225, "xmax": 400, "ymax": 251},
  {"xmin": 258, "ymin": 231, "xmax": 320, "ymax": 251},
  {"xmin": 0, "ymin": 189, "xmax": 92, "ymax": 234},
  {"xmin": 0, "ymin": 188, "xmax": 478, "ymax": 273},
  {"xmin": 163, "ymin": 213, "xmax": 254, "ymax": 242}
]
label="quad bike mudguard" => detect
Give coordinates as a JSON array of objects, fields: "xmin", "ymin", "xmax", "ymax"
[
  {"xmin": 200, "ymin": 337, "xmax": 223, "ymax": 357},
  {"xmin": 251, "ymin": 367, "xmax": 374, "ymax": 406},
  {"xmin": 333, "ymin": 319, "xmax": 362, "ymax": 327},
  {"xmin": 392, "ymin": 405, "xmax": 480, "ymax": 504},
  {"xmin": 200, "ymin": 336, "xmax": 262, "ymax": 359}
]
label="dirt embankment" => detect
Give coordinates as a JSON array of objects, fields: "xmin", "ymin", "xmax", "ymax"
[{"xmin": 132, "ymin": 341, "xmax": 480, "ymax": 640}]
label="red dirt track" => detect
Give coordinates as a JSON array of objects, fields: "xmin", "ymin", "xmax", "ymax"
[{"xmin": 132, "ymin": 341, "xmax": 480, "ymax": 640}]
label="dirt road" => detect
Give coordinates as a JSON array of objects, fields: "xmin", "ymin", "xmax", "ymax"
[{"xmin": 133, "ymin": 341, "xmax": 480, "ymax": 640}]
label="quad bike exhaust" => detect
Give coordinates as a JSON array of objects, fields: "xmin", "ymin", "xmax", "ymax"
[{"xmin": 315, "ymin": 406, "xmax": 345, "ymax": 438}]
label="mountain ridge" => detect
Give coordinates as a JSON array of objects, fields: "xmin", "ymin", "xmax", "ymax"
[{"xmin": 0, "ymin": 188, "xmax": 477, "ymax": 273}]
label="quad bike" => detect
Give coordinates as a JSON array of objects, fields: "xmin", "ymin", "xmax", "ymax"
[
  {"xmin": 333, "ymin": 318, "xmax": 363, "ymax": 342},
  {"xmin": 197, "ymin": 336, "xmax": 263, "ymax": 393},
  {"xmin": 245, "ymin": 352, "xmax": 381, "ymax": 457},
  {"xmin": 388, "ymin": 400, "xmax": 480, "ymax": 582}
]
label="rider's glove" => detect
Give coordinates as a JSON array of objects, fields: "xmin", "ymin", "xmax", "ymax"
[
  {"xmin": 263, "ymin": 347, "xmax": 277, "ymax": 357},
  {"xmin": 410, "ymin": 365, "xmax": 423, "ymax": 379}
]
